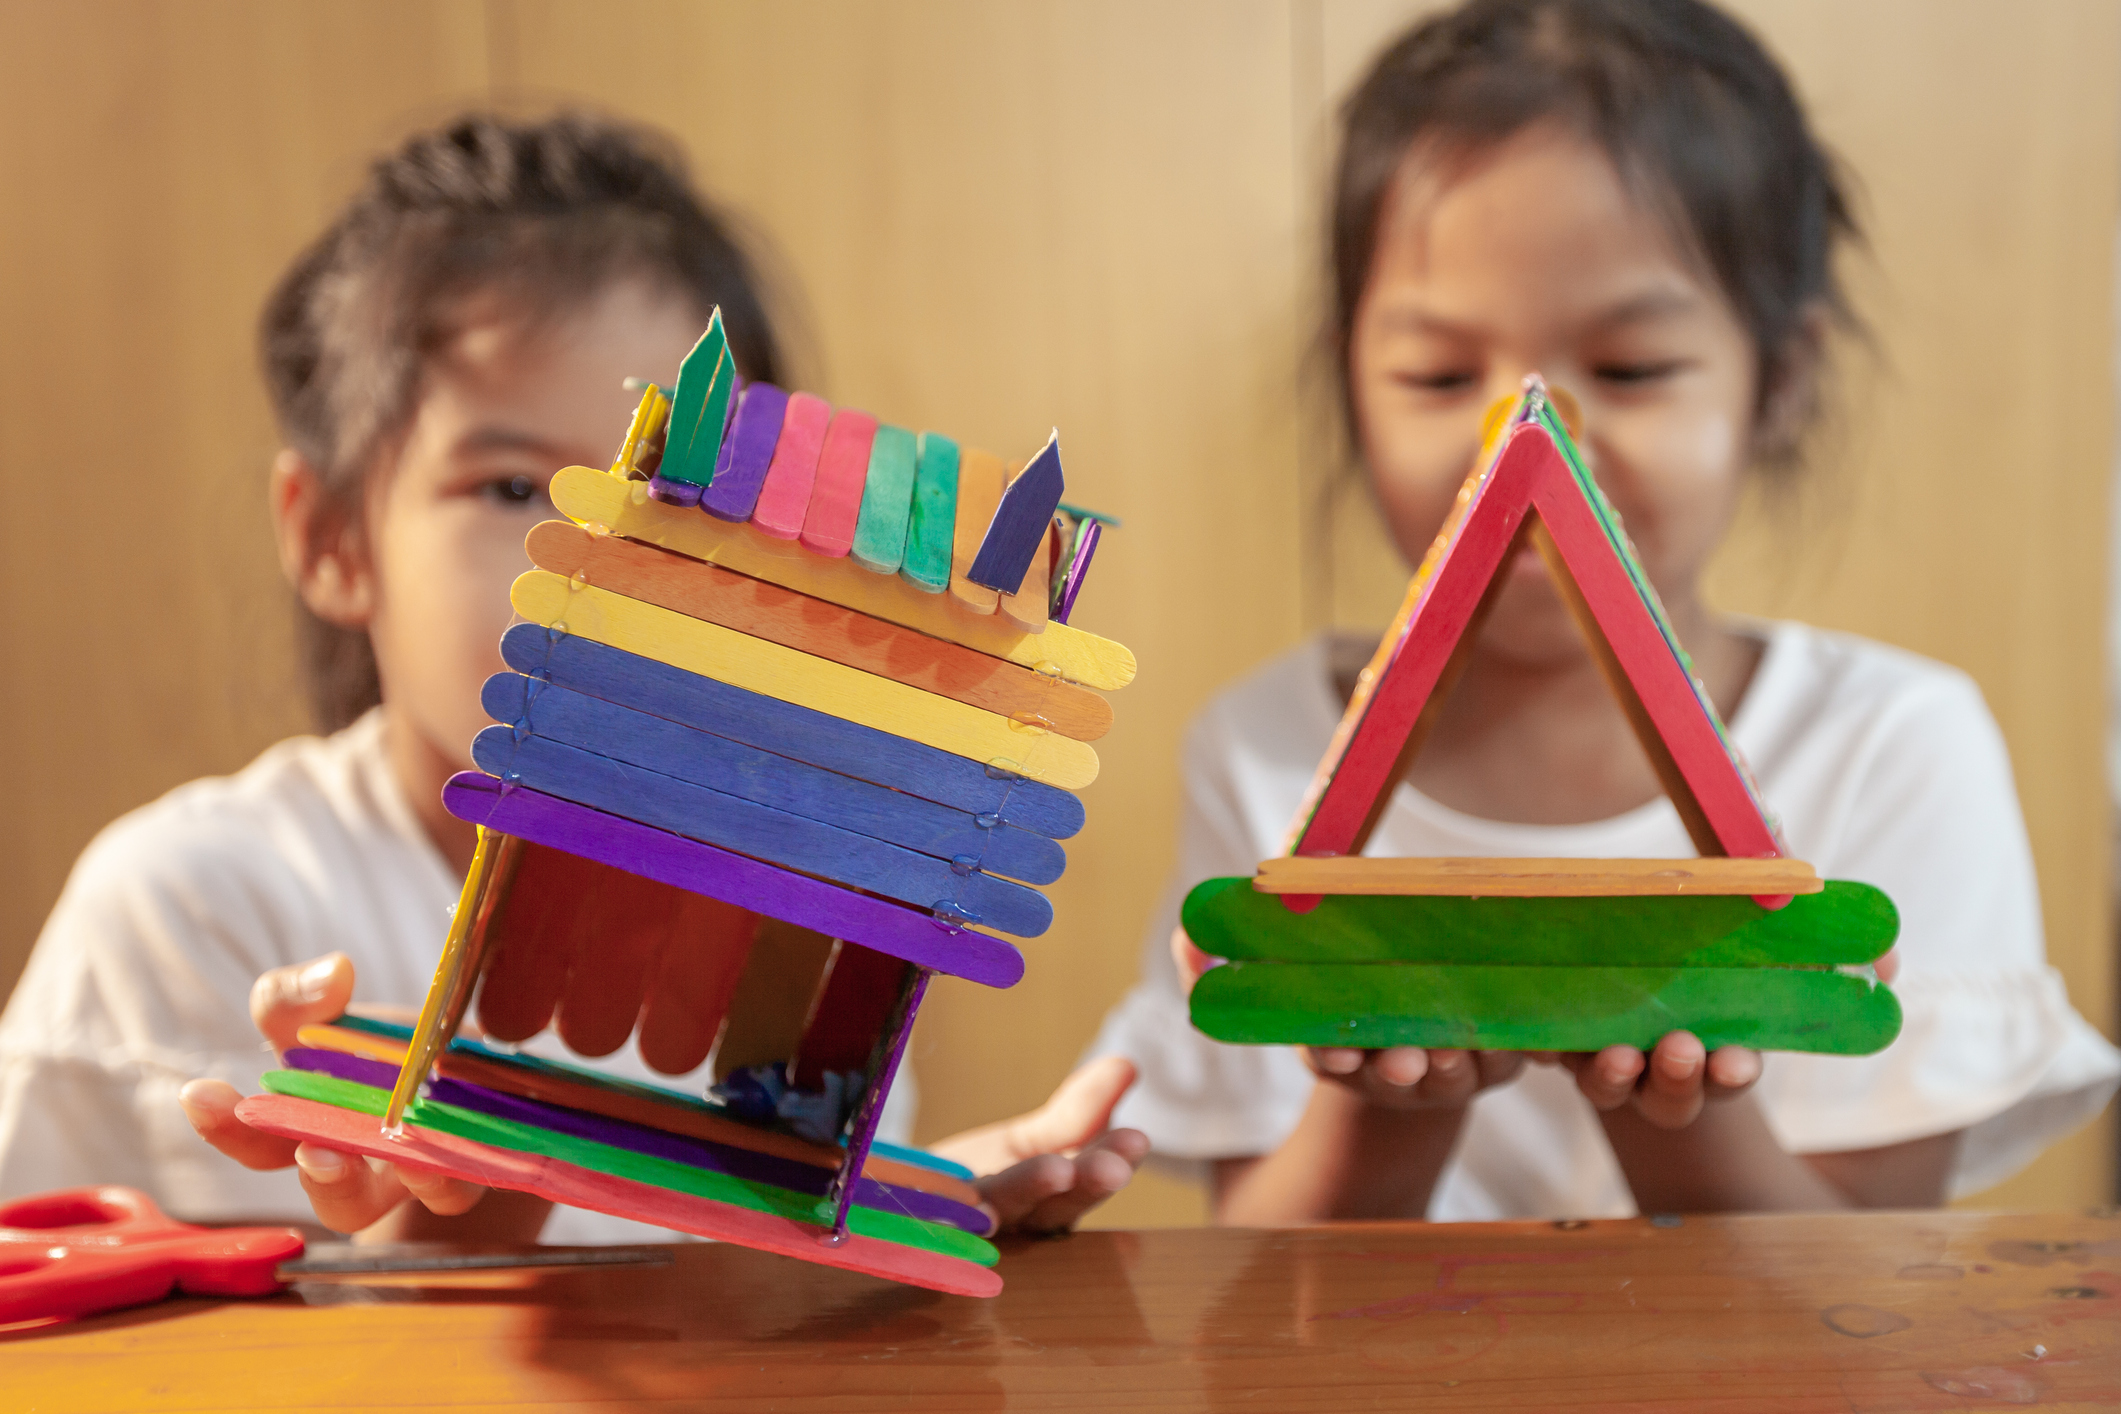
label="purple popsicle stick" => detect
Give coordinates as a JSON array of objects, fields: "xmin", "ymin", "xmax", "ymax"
[
  {"xmin": 648, "ymin": 474, "xmax": 704, "ymax": 508},
  {"xmin": 440, "ymin": 772, "xmax": 1026, "ymax": 988},
  {"xmin": 1053, "ymin": 517, "xmax": 1101, "ymax": 625},
  {"xmin": 278, "ymin": 1048, "xmax": 987, "ymax": 1234},
  {"xmin": 829, "ymin": 969, "xmax": 930, "ymax": 1239},
  {"xmin": 702, "ymin": 382, "xmax": 790, "ymax": 523}
]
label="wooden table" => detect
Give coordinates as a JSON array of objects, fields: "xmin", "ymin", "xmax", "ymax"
[{"xmin": 9, "ymin": 1211, "xmax": 2118, "ymax": 1411}]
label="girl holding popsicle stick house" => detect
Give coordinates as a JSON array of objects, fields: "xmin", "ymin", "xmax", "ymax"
[
  {"xmin": 1090, "ymin": 0, "xmax": 2119, "ymax": 1221},
  {"xmin": 0, "ymin": 113, "xmax": 1144, "ymax": 1241}
]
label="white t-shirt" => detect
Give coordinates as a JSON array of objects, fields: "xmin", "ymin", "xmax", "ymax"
[
  {"xmin": 1089, "ymin": 622, "xmax": 2121, "ymax": 1216},
  {"xmin": 0, "ymin": 708, "xmax": 915, "ymax": 1239}
]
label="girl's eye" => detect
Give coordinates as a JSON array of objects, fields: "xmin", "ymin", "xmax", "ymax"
[
  {"xmin": 482, "ymin": 475, "xmax": 542, "ymax": 506},
  {"xmin": 1393, "ymin": 369, "xmax": 1481, "ymax": 394},
  {"xmin": 1592, "ymin": 360, "xmax": 1686, "ymax": 385}
]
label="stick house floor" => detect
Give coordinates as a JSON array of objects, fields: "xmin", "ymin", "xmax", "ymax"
[
  {"xmin": 1185, "ymin": 379, "xmax": 1902, "ymax": 1058},
  {"xmin": 235, "ymin": 311, "xmax": 1133, "ymax": 1298}
]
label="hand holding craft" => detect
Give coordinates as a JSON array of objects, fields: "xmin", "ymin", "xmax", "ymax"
[{"xmin": 177, "ymin": 954, "xmax": 488, "ymax": 1234}]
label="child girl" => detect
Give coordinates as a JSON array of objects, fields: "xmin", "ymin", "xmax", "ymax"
[
  {"xmin": 1091, "ymin": 0, "xmax": 2119, "ymax": 1221},
  {"xmin": 0, "ymin": 112, "xmax": 1143, "ymax": 1241}
]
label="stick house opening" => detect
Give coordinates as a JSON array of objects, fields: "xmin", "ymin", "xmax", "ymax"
[
  {"xmin": 1185, "ymin": 379, "xmax": 1901, "ymax": 1058},
  {"xmin": 233, "ymin": 311, "xmax": 1134, "ymax": 1298}
]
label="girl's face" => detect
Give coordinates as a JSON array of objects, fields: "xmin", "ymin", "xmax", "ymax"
[
  {"xmin": 365, "ymin": 280, "xmax": 705, "ymax": 774},
  {"xmin": 1349, "ymin": 124, "xmax": 1762, "ymax": 663}
]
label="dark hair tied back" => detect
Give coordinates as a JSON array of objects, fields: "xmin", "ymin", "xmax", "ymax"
[
  {"xmin": 261, "ymin": 112, "xmax": 784, "ymax": 730},
  {"xmin": 1330, "ymin": 0, "xmax": 1859, "ymax": 447}
]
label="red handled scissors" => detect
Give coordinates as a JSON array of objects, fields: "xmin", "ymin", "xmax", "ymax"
[{"xmin": 0, "ymin": 1186, "xmax": 303, "ymax": 1325}]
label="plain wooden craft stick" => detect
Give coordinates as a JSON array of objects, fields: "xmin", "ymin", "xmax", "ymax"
[
  {"xmin": 997, "ymin": 520, "xmax": 1055, "ymax": 633},
  {"xmin": 1251, "ymin": 856, "xmax": 1823, "ymax": 897},
  {"xmin": 949, "ymin": 447, "xmax": 1006, "ymax": 614}
]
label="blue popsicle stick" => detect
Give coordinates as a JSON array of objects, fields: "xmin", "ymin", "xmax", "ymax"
[
  {"xmin": 966, "ymin": 431, "xmax": 1065, "ymax": 591},
  {"xmin": 483, "ymin": 674, "xmax": 1066, "ymax": 884},
  {"xmin": 471, "ymin": 730, "xmax": 1053, "ymax": 939},
  {"xmin": 498, "ymin": 624, "xmax": 1084, "ymax": 839}
]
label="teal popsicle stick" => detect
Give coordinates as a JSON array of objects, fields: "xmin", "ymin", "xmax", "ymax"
[
  {"xmin": 901, "ymin": 431, "xmax": 959, "ymax": 592},
  {"xmin": 852, "ymin": 424, "xmax": 918, "ymax": 574}
]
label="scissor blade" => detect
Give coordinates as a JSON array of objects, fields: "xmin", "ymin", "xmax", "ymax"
[{"xmin": 277, "ymin": 1244, "xmax": 673, "ymax": 1277}]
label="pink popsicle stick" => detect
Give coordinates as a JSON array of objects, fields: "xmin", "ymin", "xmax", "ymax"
[
  {"xmin": 801, "ymin": 408, "xmax": 879, "ymax": 558},
  {"xmin": 751, "ymin": 392, "xmax": 833, "ymax": 540}
]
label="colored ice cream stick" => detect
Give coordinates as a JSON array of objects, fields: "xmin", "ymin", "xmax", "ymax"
[
  {"xmin": 522, "ymin": 522, "xmax": 1113, "ymax": 741},
  {"xmin": 440, "ymin": 772, "xmax": 1028, "ymax": 987},
  {"xmin": 997, "ymin": 520, "xmax": 1055, "ymax": 633},
  {"xmin": 510, "ymin": 572, "xmax": 1101, "ymax": 790},
  {"xmin": 496, "ymin": 627, "xmax": 1086, "ymax": 838},
  {"xmin": 469, "ymin": 731, "xmax": 1056, "ymax": 937},
  {"xmin": 800, "ymin": 408, "xmax": 879, "ymax": 557},
  {"xmin": 851, "ymin": 425, "xmax": 918, "ymax": 574},
  {"xmin": 1053, "ymin": 517, "xmax": 1100, "ymax": 624},
  {"xmin": 661, "ymin": 313, "xmax": 737, "ymax": 488},
  {"xmin": 901, "ymin": 432, "xmax": 958, "ymax": 592},
  {"xmin": 750, "ymin": 392, "xmax": 833, "ymax": 539},
  {"xmin": 968, "ymin": 432, "xmax": 1065, "ymax": 592},
  {"xmin": 551, "ymin": 467, "xmax": 1138, "ymax": 689},
  {"xmin": 1186, "ymin": 960, "xmax": 1903, "ymax": 1055},
  {"xmin": 702, "ymin": 382, "xmax": 790, "ymax": 522}
]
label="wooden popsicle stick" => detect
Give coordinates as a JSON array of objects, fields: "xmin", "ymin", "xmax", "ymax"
[
  {"xmin": 512, "ymin": 571, "xmax": 1099, "ymax": 789},
  {"xmin": 552, "ymin": 467, "xmax": 1137, "ymax": 690},
  {"xmin": 968, "ymin": 433, "xmax": 1065, "ymax": 591},
  {"xmin": 293, "ymin": 1022, "xmax": 981, "ymax": 1205},
  {"xmin": 525, "ymin": 522, "xmax": 1112, "ymax": 740},
  {"xmin": 1180, "ymin": 876, "xmax": 1896, "ymax": 967},
  {"xmin": 750, "ymin": 392, "xmax": 833, "ymax": 539},
  {"xmin": 900, "ymin": 432, "xmax": 958, "ymax": 592},
  {"xmin": 440, "ymin": 773, "xmax": 1028, "ymax": 988},
  {"xmin": 483, "ymin": 677, "xmax": 1068, "ymax": 882},
  {"xmin": 701, "ymin": 382, "xmax": 789, "ymax": 523},
  {"xmin": 236, "ymin": 1092, "xmax": 1001, "ymax": 1296},
  {"xmin": 800, "ymin": 408, "xmax": 878, "ymax": 558},
  {"xmin": 950, "ymin": 448, "xmax": 1006, "ymax": 614},
  {"xmin": 498, "ymin": 626, "xmax": 1086, "ymax": 838},
  {"xmin": 468, "ymin": 730, "xmax": 1055, "ymax": 937},
  {"xmin": 1187, "ymin": 960, "xmax": 1904, "ymax": 1056},
  {"xmin": 997, "ymin": 520, "xmax": 1055, "ymax": 633},
  {"xmin": 851, "ymin": 425, "xmax": 917, "ymax": 575},
  {"xmin": 1251, "ymin": 856, "xmax": 1822, "ymax": 898}
]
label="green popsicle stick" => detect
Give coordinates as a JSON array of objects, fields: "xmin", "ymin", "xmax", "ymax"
[
  {"xmin": 260, "ymin": 1069, "xmax": 995, "ymax": 1266},
  {"xmin": 1181, "ymin": 877, "xmax": 1896, "ymax": 968},
  {"xmin": 901, "ymin": 432, "xmax": 959, "ymax": 592},
  {"xmin": 852, "ymin": 425, "xmax": 919, "ymax": 574},
  {"xmin": 660, "ymin": 312, "xmax": 736, "ymax": 488},
  {"xmin": 1188, "ymin": 961, "xmax": 1902, "ymax": 1054}
]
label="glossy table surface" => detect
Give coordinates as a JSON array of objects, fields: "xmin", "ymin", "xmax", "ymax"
[{"xmin": 9, "ymin": 1211, "xmax": 2118, "ymax": 1412}]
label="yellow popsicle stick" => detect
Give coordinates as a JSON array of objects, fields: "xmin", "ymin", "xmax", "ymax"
[
  {"xmin": 551, "ymin": 465, "xmax": 1136, "ymax": 691},
  {"xmin": 383, "ymin": 824, "xmax": 503, "ymax": 1133},
  {"xmin": 512, "ymin": 571, "xmax": 1101, "ymax": 790}
]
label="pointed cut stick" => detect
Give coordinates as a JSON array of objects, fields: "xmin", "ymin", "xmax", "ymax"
[
  {"xmin": 526, "ymin": 522, "xmax": 1110, "ymax": 740},
  {"xmin": 969, "ymin": 432, "xmax": 1065, "ymax": 592},
  {"xmin": 551, "ymin": 465, "xmax": 1137, "ymax": 689},
  {"xmin": 660, "ymin": 313, "xmax": 737, "ymax": 488}
]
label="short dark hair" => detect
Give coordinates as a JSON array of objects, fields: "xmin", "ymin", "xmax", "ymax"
[
  {"xmin": 1329, "ymin": 0, "xmax": 1859, "ymax": 446},
  {"xmin": 261, "ymin": 111, "xmax": 785, "ymax": 730}
]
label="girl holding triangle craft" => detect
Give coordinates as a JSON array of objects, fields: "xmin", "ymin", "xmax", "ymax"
[{"xmin": 1089, "ymin": 0, "xmax": 2119, "ymax": 1221}]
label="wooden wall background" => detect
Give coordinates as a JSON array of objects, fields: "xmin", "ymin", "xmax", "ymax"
[{"xmin": 0, "ymin": 0, "xmax": 2110, "ymax": 1224}]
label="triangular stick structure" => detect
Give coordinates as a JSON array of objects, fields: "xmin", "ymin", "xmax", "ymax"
[{"xmin": 1282, "ymin": 378, "xmax": 1783, "ymax": 906}]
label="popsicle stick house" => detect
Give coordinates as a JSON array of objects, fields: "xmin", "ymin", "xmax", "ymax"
[
  {"xmin": 236, "ymin": 311, "xmax": 1130, "ymax": 1298},
  {"xmin": 1185, "ymin": 380, "xmax": 1902, "ymax": 1058}
]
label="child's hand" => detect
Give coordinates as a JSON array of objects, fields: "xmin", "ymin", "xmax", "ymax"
[
  {"xmin": 1306, "ymin": 1044, "xmax": 1527, "ymax": 1110},
  {"xmin": 930, "ymin": 1056, "xmax": 1150, "ymax": 1236},
  {"xmin": 1558, "ymin": 1032, "xmax": 1762, "ymax": 1129},
  {"xmin": 177, "ymin": 952, "xmax": 489, "ymax": 1233}
]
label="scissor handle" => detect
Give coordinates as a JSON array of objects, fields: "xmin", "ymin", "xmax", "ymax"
[{"xmin": 0, "ymin": 1185, "xmax": 166, "ymax": 1240}]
